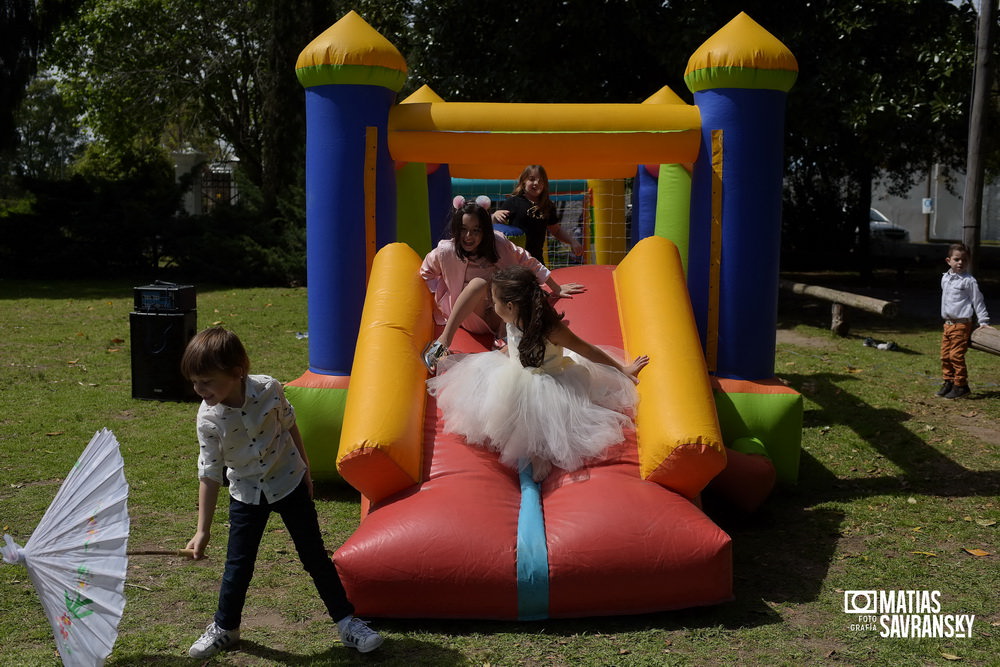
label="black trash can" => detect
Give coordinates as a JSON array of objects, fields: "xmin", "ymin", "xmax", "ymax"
[{"xmin": 130, "ymin": 281, "xmax": 198, "ymax": 401}]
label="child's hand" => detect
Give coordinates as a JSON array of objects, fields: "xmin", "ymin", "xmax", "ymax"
[
  {"xmin": 556, "ymin": 282, "xmax": 586, "ymax": 297},
  {"xmin": 492, "ymin": 210, "xmax": 510, "ymax": 223},
  {"xmin": 186, "ymin": 531, "xmax": 210, "ymax": 560},
  {"xmin": 623, "ymin": 355, "xmax": 650, "ymax": 383}
]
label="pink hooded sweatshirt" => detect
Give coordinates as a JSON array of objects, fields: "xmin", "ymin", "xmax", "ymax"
[{"xmin": 420, "ymin": 231, "xmax": 551, "ymax": 326}]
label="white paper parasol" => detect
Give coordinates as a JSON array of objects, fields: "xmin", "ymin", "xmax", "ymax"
[{"xmin": 2, "ymin": 428, "xmax": 130, "ymax": 667}]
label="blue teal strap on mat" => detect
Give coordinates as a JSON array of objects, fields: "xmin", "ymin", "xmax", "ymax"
[{"xmin": 516, "ymin": 463, "xmax": 550, "ymax": 620}]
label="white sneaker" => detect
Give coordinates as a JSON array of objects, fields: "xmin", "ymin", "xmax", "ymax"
[
  {"xmin": 189, "ymin": 621, "xmax": 240, "ymax": 658},
  {"xmin": 340, "ymin": 617, "xmax": 383, "ymax": 653}
]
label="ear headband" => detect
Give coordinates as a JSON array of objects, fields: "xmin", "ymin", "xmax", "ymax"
[{"xmin": 452, "ymin": 195, "xmax": 493, "ymax": 211}]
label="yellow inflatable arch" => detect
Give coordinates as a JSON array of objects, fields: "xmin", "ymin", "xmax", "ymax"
[{"xmin": 390, "ymin": 86, "xmax": 701, "ymax": 180}]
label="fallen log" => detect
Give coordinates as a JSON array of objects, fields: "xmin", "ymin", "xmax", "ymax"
[
  {"xmin": 971, "ymin": 325, "xmax": 1000, "ymax": 356},
  {"xmin": 779, "ymin": 280, "xmax": 899, "ymax": 336}
]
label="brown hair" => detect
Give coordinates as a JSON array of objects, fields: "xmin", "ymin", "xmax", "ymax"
[
  {"xmin": 180, "ymin": 327, "xmax": 250, "ymax": 380},
  {"xmin": 492, "ymin": 265, "xmax": 563, "ymax": 368},
  {"xmin": 449, "ymin": 199, "xmax": 499, "ymax": 263},
  {"xmin": 947, "ymin": 242, "xmax": 969, "ymax": 257},
  {"xmin": 511, "ymin": 165, "xmax": 555, "ymax": 220}
]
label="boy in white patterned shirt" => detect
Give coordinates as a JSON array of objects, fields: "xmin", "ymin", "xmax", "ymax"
[
  {"xmin": 938, "ymin": 244, "xmax": 992, "ymax": 399},
  {"xmin": 180, "ymin": 327, "xmax": 382, "ymax": 658}
]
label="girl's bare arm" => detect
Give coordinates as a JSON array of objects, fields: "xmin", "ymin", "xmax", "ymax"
[{"xmin": 547, "ymin": 323, "xmax": 649, "ymax": 382}]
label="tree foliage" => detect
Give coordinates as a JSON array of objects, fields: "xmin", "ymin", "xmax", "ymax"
[
  {"xmin": 9, "ymin": 75, "xmax": 86, "ymax": 178},
  {"xmin": 4, "ymin": 0, "xmax": 995, "ymax": 282},
  {"xmin": 0, "ymin": 147, "xmax": 182, "ymax": 278},
  {"xmin": 771, "ymin": 0, "xmax": 982, "ymax": 262},
  {"xmin": 1, "ymin": 0, "xmax": 82, "ymax": 156},
  {"xmin": 1, "ymin": 0, "xmax": 40, "ymax": 155},
  {"xmin": 401, "ymin": 0, "xmax": 678, "ymax": 103},
  {"xmin": 395, "ymin": 0, "xmax": 987, "ymax": 263},
  {"xmin": 46, "ymin": 0, "xmax": 342, "ymax": 214}
]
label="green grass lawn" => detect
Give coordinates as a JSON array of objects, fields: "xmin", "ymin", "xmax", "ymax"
[{"xmin": 1, "ymin": 272, "xmax": 997, "ymax": 666}]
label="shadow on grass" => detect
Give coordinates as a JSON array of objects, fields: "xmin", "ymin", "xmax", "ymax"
[
  {"xmin": 374, "ymin": 590, "xmax": 784, "ymax": 639},
  {"xmin": 0, "ymin": 279, "xmax": 158, "ymax": 301},
  {"xmin": 313, "ymin": 481, "xmax": 368, "ymax": 504},
  {"xmin": 0, "ymin": 279, "xmax": 277, "ymax": 302},
  {"xmin": 784, "ymin": 372, "xmax": 1000, "ymax": 499},
  {"xmin": 111, "ymin": 635, "xmax": 467, "ymax": 665}
]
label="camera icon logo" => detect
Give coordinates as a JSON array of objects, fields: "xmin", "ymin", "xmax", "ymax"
[{"xmin": 843, "ymin": 590, "xmax": 878, "ymax": 614}]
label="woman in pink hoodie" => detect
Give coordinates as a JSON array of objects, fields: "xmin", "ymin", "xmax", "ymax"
[{"xmin": 420, "ymin": 196, "xmax": 582, "ymax": 372}]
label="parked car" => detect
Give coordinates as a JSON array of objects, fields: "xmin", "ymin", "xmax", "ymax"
[
  {"xmin": 869, "ymin": 208, "xmax": 909, "ymax": 242},
  {"xmin": 868, "ymin": 208, "xmax": 909, "ymax": 256}
]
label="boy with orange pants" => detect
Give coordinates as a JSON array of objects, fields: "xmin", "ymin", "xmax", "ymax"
[{"xmin": 938, "ymin": 243, "xmax": 992, "ymax": 399}]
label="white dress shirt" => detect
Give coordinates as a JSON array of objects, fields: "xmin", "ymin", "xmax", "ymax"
[
  {"xmin": 196, "ymin": 374, "xmax": 306, "ymax": 504},
  {"xmin": 941, "ymin": 270, "xmax": 990, "ymax": 325}
]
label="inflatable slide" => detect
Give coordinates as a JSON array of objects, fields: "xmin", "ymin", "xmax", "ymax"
[{"xmin": 333, "ymin": 237, "xmax": 731, "ymax": 619}]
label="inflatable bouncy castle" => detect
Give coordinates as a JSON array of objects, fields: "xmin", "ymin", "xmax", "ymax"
[{"xmin": 285, "ymin": 11, "xmax": 803, "ymax": 618}]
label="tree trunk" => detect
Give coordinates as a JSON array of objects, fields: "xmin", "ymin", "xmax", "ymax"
[
  {"xmin": 831, "ymin": 303, "xmax": 849, "ymax": 336},
  {"xmin": 962, "ymin": 0, "xmax": 996, "ymax": 272}
]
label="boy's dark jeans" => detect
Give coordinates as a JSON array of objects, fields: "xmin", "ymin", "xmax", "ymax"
[{"xmin": 215, "ymin": 479, "xmax": 354, "ymax": 630}]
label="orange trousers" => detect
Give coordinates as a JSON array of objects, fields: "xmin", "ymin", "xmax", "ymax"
[{"xmin": 940, "ymin": 322, "xmax": 972, "ymax": 386}]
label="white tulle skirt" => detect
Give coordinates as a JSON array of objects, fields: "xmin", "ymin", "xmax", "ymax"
[{"xmin": 426, "ymin": 348, "xmax": 638, "ymax": 473}]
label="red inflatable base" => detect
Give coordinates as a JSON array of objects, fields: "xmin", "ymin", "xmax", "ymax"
[
  {"xmin": 335, "ymin": 381, "xmax": 733, "ymax": 620},
  {"xmin": 706, "ymin": 448, "xmax": 777, "ymax": 514}
]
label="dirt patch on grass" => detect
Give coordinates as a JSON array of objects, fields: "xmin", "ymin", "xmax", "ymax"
[
  {"xmin": 946, "ymin": 412, "xmax": 1000, "ymax": 448},
  {"xmin": 242, "ymin": 608, "xmax": 309, "ymax": 631},
  {"xmin": 908, "ymin": 396, "xmax": 1000, "ymax": 450},
  {"xmin": 777, "ymin": 329, "xmax": 831, "ymax": 348}
]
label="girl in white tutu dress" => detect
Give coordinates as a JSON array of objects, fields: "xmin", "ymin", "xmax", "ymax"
[{"xmin": 427, "ymin": 265, "xmax": 649, "ymax": 481}]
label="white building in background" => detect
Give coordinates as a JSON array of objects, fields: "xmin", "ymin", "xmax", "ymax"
[
  {"xmin": 873, "ymin": 164, "xmax": 1000, "ymax": 245},
  {"xmin": 171, "ymin": 150, "xmax": 239, "ymax": 216},
  {"xmin": 172, "ymin": 150, "xmax": 206, "ymax": 216}
]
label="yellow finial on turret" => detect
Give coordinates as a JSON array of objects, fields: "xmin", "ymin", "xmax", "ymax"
[
  {"xmin": 685, "ymin": 13, "xmax": 797, "ymax": 93},
  {"xmin": 296, "ymin": 11, "xmax": 407, "ymax": 90}
]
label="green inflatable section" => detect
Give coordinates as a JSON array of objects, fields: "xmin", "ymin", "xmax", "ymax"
[
  {"xmin": 713, "ymin": 390, "xmax": 802, "ymax": 484},
  {"xmin": 284, "ymin": 384, "xmax": 348, "ymax": 482},
  {"xmin": 654, "ymin": 164, "xmax": 693, "ymax": 276},
  {"xmin": 684, "ymin": 66, "xmax": 797, "ymax": 93},
  {"xmin": 731, "ymin": 436, "xmax": 768, "ymax": 457},
  {"xmin": 396, "ymin": 162, "xmax": 433, "ymax": 257},
  {"xmin": 295, "ymin": 63, "xmax": 407, "ymax": 91}
]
